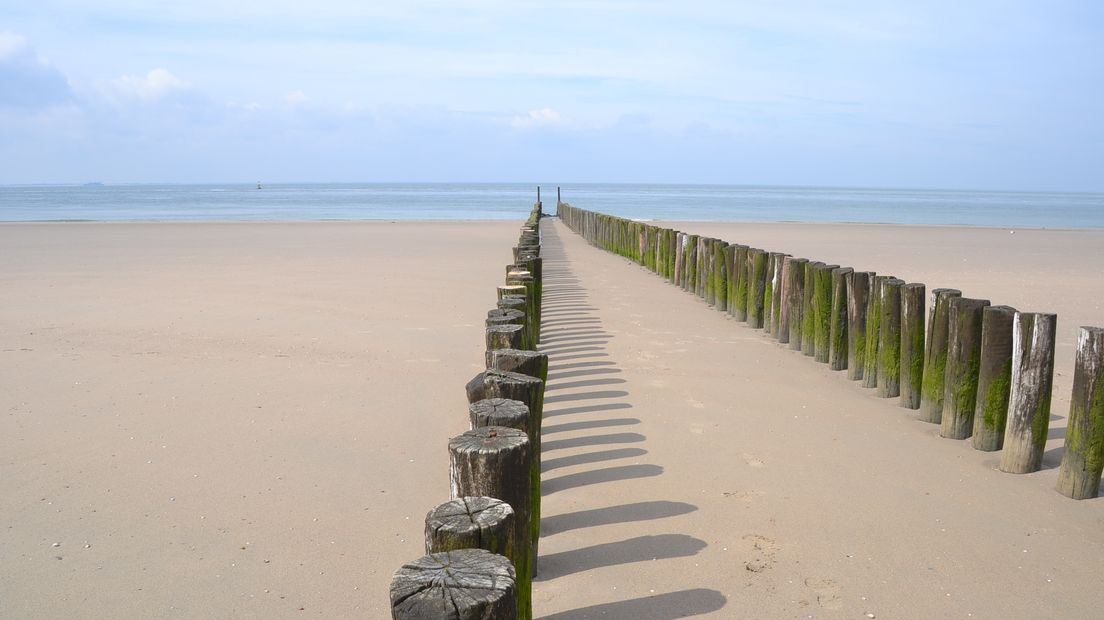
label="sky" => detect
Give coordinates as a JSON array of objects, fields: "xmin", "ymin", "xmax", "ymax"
[{"xmin": 1, "ymin": 1, "xmax": 1102, "ymax": 190}]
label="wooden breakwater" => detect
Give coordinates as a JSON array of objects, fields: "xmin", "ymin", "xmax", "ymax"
[
  {"xmin": 389, "ymin": 199, "xmax": 546, "ymax": 619},
  {"xmin": 556, "ymin": 202, "xmax": 1104, "ymax": 501}
]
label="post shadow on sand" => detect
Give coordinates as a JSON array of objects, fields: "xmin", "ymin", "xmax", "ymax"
[
  {"xmin": 535, "ymin": 534, "xmax": 707, "ymax": 579},
  {"xmin": 533, "ymin": 222, "xmax": 720, "ymax": 614},
  {"xmin": 538, "ymin": 589, "xmax": 727, "ymax": 620}
]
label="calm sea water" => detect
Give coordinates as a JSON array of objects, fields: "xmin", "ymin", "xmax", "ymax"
[{"xmin": 1, "ymin": 183, "xmax": 1101, "ymax": 228}]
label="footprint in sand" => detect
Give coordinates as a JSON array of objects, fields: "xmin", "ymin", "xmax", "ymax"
[
  {"xmin": 804, "ymin": 577, "xmax": 843, "ymax": 609},
  {"xmin": 741, "ymin": 534, "xmax": 779, "ymax": 573},
  {"xmin": 741, "ymin": 453, "xmax": 766, "ymax": 468}
]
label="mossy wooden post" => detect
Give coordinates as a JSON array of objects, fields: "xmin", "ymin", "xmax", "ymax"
[
  {"xmin": 876, "ymin": 278, "xmax": 904, "ymax": 397},
  {"xmin": 505, "ymin": 271, "xmax": 536, "ymax": 347},
  {"xmin": 723, "ymin": 244, "xmax": 736, "ymax": 310},
  {"xmin": 769, "ymin": 253, "xmax": 788, "ymax": 339},
  {"xmin": 1056, "ymin": 326, "xmax": 1104, "ymax": 499},
  {"xmin": 801, "ymin": 261, "xmax": 822, "ymax": 357},
  {"xmin": 828, "ymin": 267, "xmax": 853, "ymax": 371},
  {"xmin": 667, "ymin": 230, "xmax": 678, "ymax": 282},
  {"xmin": 425, "ymin": 496, "xmax": 515, "ymax": 559},
  {"xmin": 713, "ymin": 240, "xmax": 729, "ymax": 311},
  {"xmin": 746, "ymin": 248, "xmax": 768, "ymax": 329},
  {"xmin": 845, "ymin": 271, "xmax": 872, "ymax": 380},
  {"xmin": 448, "ymin": 427, "xmax": 531, "ymax": 619},
  {"xmin": 999, "ymin": 312, "xmax": 1057, "ymax": 474},
  {"xmin": 899, "ymin": 283, "xmax": 926, "ymax": 409},
  {"xmin": 674, "ymin": 233, "xmax": 686, "ymax": 288},
  {"xmin": 940, "ymin": 297, "xmax": 990, "ymax": 439},
  {"xmin": 732, "ymin": 245, "xmax": 749, "ymax": 321},
  {"xmin": 698, "ymin": 237, "xmax": 710, "ymax": 300},
  {"xmin": 761, "ymin": 252, "xmax": 776, "ymax": 333},
  {"xmin": 780, "ymin": 257, "xmax": 807, "ymax": 346},
  {"xmin": 390, "ymin": 548, "xmax": 517, "ymax": 620},
  {"xmin": 919, "ymin": 289, "xmax": 962, "ymax": 423},
  {"xmin": 862, "ymin": 275, "xmax": 890, "ymax": 388},
  {"xmin": 684, "ymin": 234, "xmax": 699, "ymax": 293},
  {"xmin": 813, "ymin": 263, "xmax": 839, "ymax": 364},
  {"xmin": 971, "ymin": 305, "xmax": 1017, "ymax": 451}
]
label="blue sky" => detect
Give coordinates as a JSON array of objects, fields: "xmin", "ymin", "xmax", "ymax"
[{"xmin": 2, "ymin": 1, "xmax": 1102, "ymax": 190}]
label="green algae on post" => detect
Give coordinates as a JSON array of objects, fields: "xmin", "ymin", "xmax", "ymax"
[
  {"xmin": 899, "ymin": 283, "xmax": 926, "ymax": 409},
  {"xmin": 940, "ymin": 297, "xmax": 990, "ymax": 439},
  {"xmin": 971, "ymin": 305, "xmax": 1016, "ymax": 451},
  {"xmin": 919, "ymin": 288, "xmax": 962, "ymax": 423},
  {"xmin": 828, "ymin": 267, "xmax": 853, "ymax": 371},
  {"xmin": 876, "ymin": 278, "xmax": 904, "ymax": 398},
  {"xmin": 846, "ymin": 271, "xmax": 873, "ymax": 381},
  {"xmin": 999, "ymin": 312, "xmax": 1057, "ymax": 474},
  {"xmin": 1056, "ymin": 326, "xmax": 1104, "ymax": 499}
]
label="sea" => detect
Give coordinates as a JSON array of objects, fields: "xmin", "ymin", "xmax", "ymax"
[{"xmin": 1, "ymin": 183, "xmax": 1101, "ymax": 228}]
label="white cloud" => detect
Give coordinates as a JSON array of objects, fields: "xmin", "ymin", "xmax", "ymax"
[
  {"xmin": 102, "ymin": 68, "xmax": 190, "ymax": 101},
  {"xmin": 510, "ymin": 108, "xmax": 564, "ymax": 129},
  {"xmin": 284, "ymin": 90, "xmax": 308, "ymax": 106}
]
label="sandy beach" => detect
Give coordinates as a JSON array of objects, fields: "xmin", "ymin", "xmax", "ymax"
[{"xmin": 3, "ymin": 219, "xmax": 1104, "ymax": 618}]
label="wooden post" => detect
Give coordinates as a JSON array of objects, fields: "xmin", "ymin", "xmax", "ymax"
[
  {"xmin": 699, "ymin": 237, "xmax": 711, "ymax": 301},
  {"xmin": 746, "ymin": 249, "xmax": 768, "ymax": 329},
  {"xmin": 449, "ymin": 426, "xmax": 532, "ymax": 618},
  {"xmin": 845, "ymin": 271, "xmax": 872, "ymax": 381},
  {"xmin": 761, "ymin": 252, "xmax": 776, "ymax": 333},
  {"xmin": 862, "ymin": 275, "xmax": 890, "ymax": 388},
  {"xmin": 971, "ymin": 305, "xmax": 1017, "ymax": 451},
  {"xmin": 814, "ymin": 263, "xmax": 840, "ymax": 364},
  {"xmin": 425, "ymin": 496, "xmax": 515, "ymax": 557},
  {"xmin": 464, "ymin": 372, "xmax": 543, "ymax": 574},
  {"xmin": 485, "ymin": 349, "xmax": 549, "ymax": 384},
  {"xmin": 506, "ymin": 271, "xmax": 537, "ymax": 347},
  {"xmin": 469, "ymin": 398, "xmax": 530, "ymax": 431},
  {"xmin": 487, "ymin": 324, "xmax": 525, "ymax": 353},
  {"xmin": 556, "ymin": 186, "xmax": 560, "ymax": 205},
  {"xmin": 390, "ymin": 548, "xmax": 517, "ymax": 620},
  {"xmin": 732, "ymin": 245, "xmax": 749, "ymax": 321},
  {"xmin": 999, "ymin": 312, "xmax": 1057, "ymax": 474},
  {"xmin": 899, "ymin": 283, "xmax": 926, "ymax": 409},
  {"xmin": 684, "ymin": 235, "xmax": 699, "ymax": 292},
  {"xmin": 779, "ymin": 257, "xmax": 806, "ymax": 346},
  {"xmin": 940, "ymin": 297, "xmax": 990, "ymax": 439},
  {"xmin": 876, "ymin": 278, "xmax": 904, "ymax": 397},
  {"xmin": 498, "ymin": 285, "xmax": 527, "ymax": 301},
  {"xmin": 828, "ymin": 267, "xmax": 853, "ymax": 370},
  {"xmin": 801, "ymin": 261, "xmax": 822, "ymax": 357},
  {"xmin": 1056, "ymin": 326, "xmax": 1104, "ymax": 499},
  {"xmin": 919, "ymin": 289, "xmax": 962, "ymax": 423},
  {"xmin": 713, "ymin": 240, "xmax": 729, "ymax": 311},
  {"xmin": 674, "ymin": 233, "xmax": 686, "ymax": 288},
  {"xmin": 769, "ymin": 252, "xmax": 788, "ymax": 338}
]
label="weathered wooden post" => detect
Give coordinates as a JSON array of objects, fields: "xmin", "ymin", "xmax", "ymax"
[
  {"xmin": 971, "ymin": 305, "xmax": 1017, "ymax": 451},
  {"xmin": 506, "ymin": 271, "xmax": 537, "ymax": 347},
  {"xmin": 919, "ymin": 289, "xmax": 962, "ymax": 423},
  {"xmin": 448, "ymin": 426, "xmax": 531, "ymax": 618},
  {"xmin": 768, "ymin": 252, "xmax": 788, "ymax": 338},
  {"xmin": 845, "ymin": 271, "xmax": 872, "ymax": 380},
  {"xmin": 684, "ymin": 234, "xmax": 700, "ymax": 293},
  {"xmin": 486, "ymin": 349, "xmax": 549, "ymax": 384},
  {"xmin": 761, "ymin": 252, "xmax": 776, "ymax": 333},
  {"xmin": 814, "ymin": 263, "xmax": 840, "ymax": 364},
  {"xmin": 487, "ymin": 324, "xmax": 525, "ymax": 353},
  {"xmin": 999, "ymin": 312, "xmax": 1057, "ymax": 474},
  {"xmin": 390, "ymin": 549, "xmax": 517, "ymax": 620},
  {"xmin": 876, "ymin": 278, "xmax": 904, "ymax": 398},
  {"xmin": 732, "ymin": 245, "xmax": 750, "ymax": 321},
  {"xmin": 780, "ymin": 257, "xmax": 807, "ymax": 347},
  {"xmin": 425, "ymin": 496, "xmax": 515, "ymax": 557},
  {"xmin": 713, "ymin": 240, "xmax": 729, "ymax": 311},
  {"xmin": 862, "ymin": 276, "xmax": 889, "ymax": 388},
  {"xmin": 469, "ymin": 398, "xmax": 531, "ymax": 431},
  {"xmin": 801, "ymin": 261, "xmax": 823, "ymax": 357},
  {"xmin": 940, "ymin": 297, "xmax": 990, "ymax": 439},
  {"xmin": 899, "ymin": 283, "xmax": 926, "ymax": 409},
  {"xmin": 828, "ymin": 267, "xmax": 853, "ymax": 370},
  {"xmin": 746, "ymin": 248, "xmax": 768, "ymax": 329},
  {"xmin": 699, "ymin": 237, "xmax": 711, "ymax": 301},
  {"xmin": 723, "ymin": 244, "xmax": 736, "ymax": 310},
  {"xmin": 1056, "ymin": 326, "xmax": 1104, "ymax": 499},
  {"xmin": 674, "ymin": 233, "xmax": 687, "ymax": 288}
]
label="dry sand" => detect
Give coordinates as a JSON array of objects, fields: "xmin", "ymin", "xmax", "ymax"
[{"xmin": 3, "ymin": 219, "xmax": 1103, "ymax": 618}]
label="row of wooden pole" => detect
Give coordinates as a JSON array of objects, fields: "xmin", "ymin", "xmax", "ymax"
[
  {"xmin": 389, "ymin": 200, "xmax": 547, "ymax": 619},
  {"xmin": 556, "ymin": 202, "xmax": 1104, "ymax": 501}
]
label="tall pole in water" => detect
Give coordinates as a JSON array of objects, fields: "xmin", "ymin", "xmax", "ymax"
[
  {"xmin": 536, "ymin": 186, "xmax": 541, "ymax": 203},
  {"xmin": 557, "ymin": 186, "xmax": 561, "ymax": 205}
]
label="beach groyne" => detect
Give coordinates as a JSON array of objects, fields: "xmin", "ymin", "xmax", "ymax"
[
  {"xmin": 556, "ymin": 202, "xmax": 1104, "ymax": 500},
  {"xmin": 389, "ymin": 200, "xmax": 545, "ymax": 619}
]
